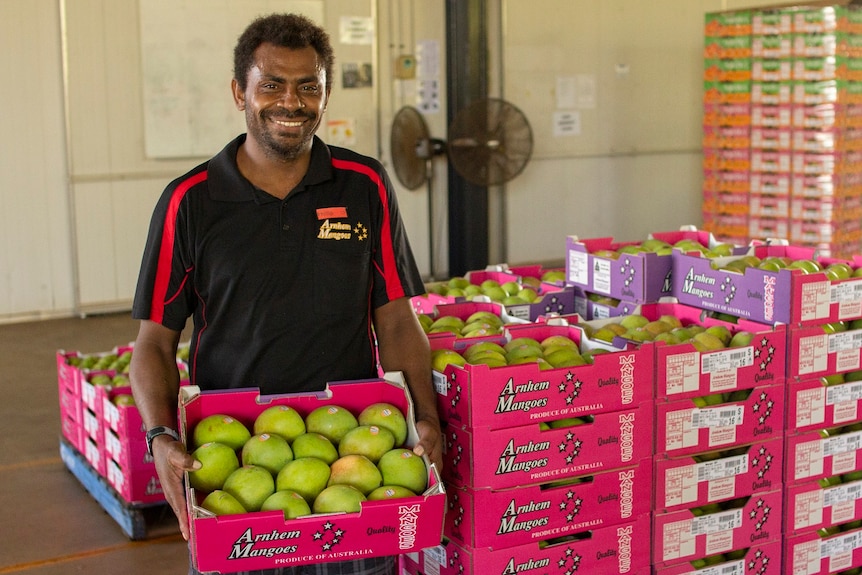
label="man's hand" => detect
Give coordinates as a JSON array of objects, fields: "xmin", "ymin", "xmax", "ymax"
[
  {"xmin": 412, "ymin": 416, "xmax": 443, "ymax": 474},
  {"xmin": 151, "ymin": 435, "xmax": 200, "ymax": 541}
]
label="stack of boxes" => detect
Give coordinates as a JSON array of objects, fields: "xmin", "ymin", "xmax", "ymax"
[
  {"xmin": 645, "ymin": 301, "xmax": 787, "ymax": 573},
  {"xmin": 672, "ymin": 242, "xmax": 862, "ymax": 573},
  {"xmin": 57, "ymin": 344, "xmax": 190, "ymax": 507},
  {"xmin": 404, "ymin": 303, "xmax": 655, "ymax": 575},
  {"xmin": 564, "ymin": 228, "xmax": 733, "ymax": 320},
  {"xmin": 703, "ymin": 11, "xmax": 754, "ymax": 245},
  {"xmin": 703, "ymin": 5, "xmax": 862, "ymax": 259}
]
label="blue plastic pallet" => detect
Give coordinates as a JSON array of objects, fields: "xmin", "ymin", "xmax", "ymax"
[{"xmin": 59, "ymin": 438, "xmax": 171, "ymax": 540}]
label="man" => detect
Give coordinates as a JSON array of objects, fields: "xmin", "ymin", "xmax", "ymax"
[{"xmin": 129, "ymin": 13, "xmax": 441, "ymax": 575}]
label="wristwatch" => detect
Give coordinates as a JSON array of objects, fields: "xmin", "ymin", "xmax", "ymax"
[{"xmin": 146, "ymin": 425, "xmax": 180, "ymax": 456}]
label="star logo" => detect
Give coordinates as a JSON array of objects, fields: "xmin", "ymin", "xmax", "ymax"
[
  {"xmin": 353, "ymin": 222, "xmax": 368, "ymax": 241},
  {"xmin": 313, "ymin": 520, "xmax": 346, "ymax": 553}
]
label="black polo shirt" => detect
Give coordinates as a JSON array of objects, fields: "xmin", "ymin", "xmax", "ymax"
[{"xmin": 132, "ymin": 135, "xmax": 424, "ymax": 395}]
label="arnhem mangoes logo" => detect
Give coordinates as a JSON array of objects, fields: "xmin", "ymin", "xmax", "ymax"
[
  {"xmin": 681, "ymin": 267, "xmax": 717, "ymax": 299},
  {"xmin": 494, "ymin": 354, "xmax": 637, "ymax": 416},
  {"xmin": 495, "ymin": 523, "xmax": 635, "ymax": 574},
  {"xmin": 317, "ymin": 219, "xmax": 367, "ymax": 241}
]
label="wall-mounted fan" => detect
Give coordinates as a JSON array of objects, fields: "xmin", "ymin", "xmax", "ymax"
[{"xmin": 389, "ymin": 98, "xmax": 533, "ymax": 279}]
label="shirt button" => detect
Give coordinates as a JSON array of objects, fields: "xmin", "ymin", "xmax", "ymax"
[{"xmin": 282, "ymin": 224, "xmax": 290, "ymax": 231}]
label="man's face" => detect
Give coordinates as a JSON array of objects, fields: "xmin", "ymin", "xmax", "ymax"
[{"xmin": 233, "ymin": 43, "xmax": 330, "ymax": 160}]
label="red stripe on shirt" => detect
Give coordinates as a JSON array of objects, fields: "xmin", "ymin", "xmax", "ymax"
[
  {"xmin": 151, "ymin": 170, "xmax": 207, "ymax": 323},
  {"xmin": 331, "ymin": 158, "xmax": 405, "ymax": 301}
]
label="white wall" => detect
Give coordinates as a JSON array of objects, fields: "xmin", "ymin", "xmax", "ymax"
[
  {"xmin": 0, "ymin": 0, "xmax": 806, "ymax": 322},
  {"xmin": 0, "ymin": 0, "xmax": 74, "ymax": 321}
]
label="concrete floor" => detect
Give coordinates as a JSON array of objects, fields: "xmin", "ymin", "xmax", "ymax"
[{"xmin": 0, "ymin": 312, "xmax": 190, "ymax": 574}]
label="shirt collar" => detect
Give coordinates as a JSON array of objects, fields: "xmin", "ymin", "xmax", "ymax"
[{"xmin": 208, "ymin": 134, "xmax": 333, "ymax": 203}]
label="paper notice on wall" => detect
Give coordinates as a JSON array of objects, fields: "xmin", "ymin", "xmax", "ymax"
[
  {"xmin": 553, "ymin": 111, "xmax": 581, "ymax": 136},
  {"xmin": 339, "ymin": 16, "xmax": 374, "ymax": 45}
]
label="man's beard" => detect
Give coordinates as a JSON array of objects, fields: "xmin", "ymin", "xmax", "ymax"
[{"xmin": 252, "ymin": 109, "xmax": 317, "ymax": 160}]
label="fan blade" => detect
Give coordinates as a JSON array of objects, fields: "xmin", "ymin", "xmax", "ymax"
[
  {"xmin": 447, "ymin": 98, "xmax": 533, "ymax": 187},
  {"xmin": 390, "ymin": 106, "xmax": 431, "ymax": 190}
]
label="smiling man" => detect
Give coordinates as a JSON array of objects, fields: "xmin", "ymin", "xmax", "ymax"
[{"xmin": 129, "ymin": 13, "xmax": 441, "ymax": 575}]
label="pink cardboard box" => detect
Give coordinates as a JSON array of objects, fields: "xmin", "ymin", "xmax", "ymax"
[
  {"xmin": 405, "ymin": 514, "xmax": 652, "ymax": 575},
  {"xmin": 80, "ymin": 370, "xmax": 115, "ymax": 416},
  {"xmin": 673, "ymin": 243, "xmax": 857, "ymax": 326},
  {"xmin": 443, "ymin": 457, "xmax": 652, "ymax": 550},
  {"xmin": 104, "ymin": 427, "xmax": 151, "ymax": 471},
  {"xmin": 788, "ymin": 323, "xmax": 862, "ymax": 380},
  {"xmin": 787, "ymin": 378, "xmax": 862, "ymax": 433},
  {"xmin": 82, "ymin": 434, "xmax": 106, "ymax": 478},
  {"xmin": 785, "ymin": 524, "xmax": 862, "ymax": 575},
  {"xmin": 422, "ymin": 300, "xmax": 526, "ymax": 338},
  {"xmin": 429, "ymin": 323, "xmax": 653, "ymax": 430},
  {"xmin": 654, "ymin": 384, "xmax": 786, "ymax": 458},
  {"xmin": 58, "ymin": 380, "xmax": 81, "ymax": 424},
  {"xmin": 181, "ymin": 375, "xmax": 446, "ymax": 573},
  {"xmin": 785, "ymin": 475, "xmax": 862, "ymax": 536},
  {"xmin": 628, "ymin": 301, "xmax": 786, "ymax": 400},
  {"xmin": 786, "ymin": 426, "xmax": 862, "ymax": 485},
  {"xmin": 82, "ymin": 405, "xmax": 103, "ymax": 445},
  {"xmin": 105, "ymin": 458, "xmax": 164, "ymax": 505},
  {"xmin": 565, "ymin": 229, "xmax": 729, "ymax": 304},
  {"xmin": 61, "ymin": 415, "xmax": 82, "ymax": 453},
  {"xmin": 442, "ymin": 403, "xmax": 653, "ymax": 491},
  {"xmin": 56, "ymin": 350, "xmax": 82, "ymax": 397},
  {"xmin": 653, "ymin": 538, "xmax": 783, "ymax": 575},
  {"xmin": 653, "ymin": 489, "xmax": 782, "ymax": 567},
  {"xmin": 653, "ymin": 437, "xmax": 784, "ymax": 514},
  {"xmin": 101, "ymin": 386, "xmax": 145, "ymax": 437}
]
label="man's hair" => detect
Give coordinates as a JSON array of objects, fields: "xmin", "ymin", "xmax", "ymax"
[{"xmin": 233, "ymin": 13, "xmax": 335, "ymax": 91}]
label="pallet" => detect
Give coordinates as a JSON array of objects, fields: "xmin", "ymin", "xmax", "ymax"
[{"xmin": 59, "ymin": 438, "xmax": 175, "ymax": 540}]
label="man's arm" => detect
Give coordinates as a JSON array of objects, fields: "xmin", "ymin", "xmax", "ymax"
[
  {"xmin": 373, "ymin": 297, "xmax": 443, "ymax": 473},
  {"xmin": 129, "ymin": 319, "xmax": 199, "ymax": 540}
]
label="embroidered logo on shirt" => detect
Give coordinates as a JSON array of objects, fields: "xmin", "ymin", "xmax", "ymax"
[
  {"xmin": 317, "ymin": 207, "xmax": 348, "ymax": 220},
  {"xmin": 318, "ymin": 219, "xmax": 367, "ymax": 241}
]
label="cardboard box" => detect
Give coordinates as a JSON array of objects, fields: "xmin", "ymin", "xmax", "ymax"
[
  {"xmin": 181, "ymin": 375, "xmax": 446, "ymax": 573},
  {"xmin": 82, "ymin": 434, "xmax": 106, "ymax": 479},
  {"xmin": 786, "ymin": 426, "xmax": 862, "ymax": 485},
  {"xmin": 429, "ymin": 323, "xmax": 653, "ymax": 430},
  {"xmin": 58, "ymin": 380, "xmax": 82, "ymax": 425},
  {"xmin": 422, "ymin": 300, "xmax": 526, "ymax": 338},
  {"xmin": 101, "ymin": 386, "xmax": 145, "ymax": 437},
  {"xmin": 104, "ymin": 427, "xmax": 151, "ymax": 472},
  {"xmin": 61, "ymin": 415, "xmax": 83, "ymax": 453},
  {"xmin": 652, "ymin": 489, "xmax": 782, "ymax": 567},
  {"xmin": 403, "ymin": 514, "xmax": 652, "ymax": 575},
  {"xmin": 654, "ymin": 437, "xmax": 784, "ymax": 513},
  {"xmin": 56, "ymin": 349, "xmax": 83, "ymax": 397},
  {"xmin": 105, "ymin": 458, "xmax": 164, "ymax": 505},
  {"xmin": 442, "ymin": 458, "xmax": 652, "ymax": 550},
  {"xmin": 788, "ymin": 323, "xmax": 862, "ymax": 380},
  {"xmin": 652, "ymin": 538, "xmax": 783, "ymax": 575},
  {"xmin": 785, "ymin": 524, "xmax": 862, "ymax": 575},
  {"xmin": 441, "ymin": 404, "xmax": 653, "ymax": 491},
  {"xmin": 624, "ymin": 301, "xmax": 786, "ymax": 401},
  {"xmin": 82, "ymin": 405, "xmax": 104, "ymax": 445},
  {"xmin": 654, "ymin": 384, "xmax": 786, "ymax": 458},
  {"xmin": 672, "ymin": 243, "xmax": 861, "ymax": 326},
  {"xmin": 785, "ymin": 475, "xmax": 862, "ymax": 535},
  {"xmin": 565, "ymin": 229, "xmax": 731, "ymax": 304},
  {"xmin": 787, "ymin": 378, "xmax": 862, "ymax": 433},
  {"xmin": 571, "ymin": 288, "xmax": 642, "ymax": 320}
]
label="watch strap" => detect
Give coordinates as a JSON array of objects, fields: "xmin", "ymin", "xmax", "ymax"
[{"xmin": 146, "ymin": 425, "xmax": 180, "ymax": 456}]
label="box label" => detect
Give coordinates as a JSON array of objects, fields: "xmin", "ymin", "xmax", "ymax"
[{"xmin": 567, "ymin": 251, "xmax": 588, "ymax": 285}]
